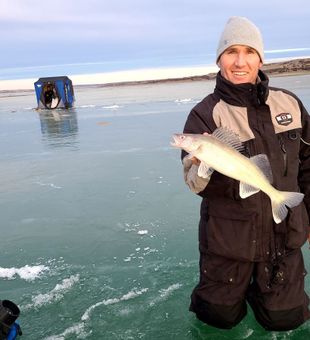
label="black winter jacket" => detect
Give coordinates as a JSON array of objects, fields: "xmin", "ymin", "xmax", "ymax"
[{"xmin": 183, "ymin": 71, "xmax": 310, "ymax": 262}]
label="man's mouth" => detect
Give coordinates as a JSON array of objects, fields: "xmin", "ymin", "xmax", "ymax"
[{"xmin": 232, "ymin": 71, "xmax": 248, "ymax": 76}]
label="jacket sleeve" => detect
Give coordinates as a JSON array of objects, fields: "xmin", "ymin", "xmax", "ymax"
[
  {"xmin": 182, "ymin": 154, "xmax": 212, "ymax": 193},
  {"xmin": 181, "ymin": 105, "xmax": 215, "ymax": 195},
  {"xmin": 298, "ymin": 102, "xmax": 310, "ymax": 217}
]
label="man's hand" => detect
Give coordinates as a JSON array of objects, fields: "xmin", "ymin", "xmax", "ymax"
[{"xmin": 190, "ymin": 157, "xmax": 201, "ymax": 166}]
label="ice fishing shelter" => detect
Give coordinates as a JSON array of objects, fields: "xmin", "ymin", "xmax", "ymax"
[{"xmin": 34, "ymin": 76, "xmax": 75, "ymax": 109}]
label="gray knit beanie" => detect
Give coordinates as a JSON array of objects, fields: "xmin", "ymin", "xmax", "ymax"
[{"xmin": 216, "ymin": 16, "xmax": 264, "ymax": 63}]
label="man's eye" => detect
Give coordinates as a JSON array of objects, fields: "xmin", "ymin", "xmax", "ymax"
[{"xmin": 227, "ymin": 50, "xmax": 236, "ymax": 54}]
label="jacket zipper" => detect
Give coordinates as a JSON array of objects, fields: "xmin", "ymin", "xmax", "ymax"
[{"xmin": 278, "ymin": 135, "xmax": 288, "ymax": 176}]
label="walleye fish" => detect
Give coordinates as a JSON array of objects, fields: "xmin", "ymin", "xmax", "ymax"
[{"xmin": 171, "ymin": 127, "xmax": 304, "ymax": 224}]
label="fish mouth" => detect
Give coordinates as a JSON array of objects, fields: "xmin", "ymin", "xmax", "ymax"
[{"xmin": 170, "ymin": 134, "xmax": 180, "ymax": 147}]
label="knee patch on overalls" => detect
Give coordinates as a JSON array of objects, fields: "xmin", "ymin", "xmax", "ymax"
[
  {"xmin": 248, "ymin": 299, "xmax": 307, "ymax": 331},
  {"xmin": 190, "ymin": 296, "xmax": 247, "ymax": 329}
]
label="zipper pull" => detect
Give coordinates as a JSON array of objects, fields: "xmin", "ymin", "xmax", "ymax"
[{"xmin": 279, "ymin": 136, "xmax": 288, "ymax": 176}]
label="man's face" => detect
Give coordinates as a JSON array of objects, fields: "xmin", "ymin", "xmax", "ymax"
[{"xmin": 217, "ymin": 45, "xmax": 262, "ymax": 84}]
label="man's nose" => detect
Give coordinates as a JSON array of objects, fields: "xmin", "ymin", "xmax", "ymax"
[{"xmin": 234, "ymin": 53, "xmax": 247, "ymax": 67}]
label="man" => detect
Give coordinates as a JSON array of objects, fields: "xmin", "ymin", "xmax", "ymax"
[{"xmin": 182, "ymin": 16, "xmax": 310, "ymax": 331}]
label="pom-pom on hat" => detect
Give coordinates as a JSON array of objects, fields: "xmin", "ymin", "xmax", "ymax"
[{"xmin": 216, "ymin": 16, "xmax": 264, "ymax": 63}]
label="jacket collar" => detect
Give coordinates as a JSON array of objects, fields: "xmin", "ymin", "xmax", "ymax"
[{"xmin": 214, "ymin": 70, "xmax": 269, "ymax": 107}]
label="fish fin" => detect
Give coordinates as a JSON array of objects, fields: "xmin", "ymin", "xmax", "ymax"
[
  {"xmin": 239, "ymin": 182, "xmax": 260, "ymax": 198},
  {"xmin": 212, "ymin": 127, "xmax": 244, "ymax": 153},
  {"xmin": 187, "ymin": 152, "xmax": 196, "ymax": 159},
  {"xmin": 198, "ymin": 162, "xmax": 214, "ymax": 178},
  {"xmin": 271, "ymin": 191, "xmax": 304, "ymax": 224},
  {"xmin": 250, "ymin": 154, "xmax": 273, "ymax": 183},
  {"xmin": 240, "ymin": 154, "xmax": 273, "ymax": 199}
]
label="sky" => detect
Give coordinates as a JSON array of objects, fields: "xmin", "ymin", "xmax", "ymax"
[{"xmin": 1, "ymin": 0, "xmax": 310, "ymax": 81}]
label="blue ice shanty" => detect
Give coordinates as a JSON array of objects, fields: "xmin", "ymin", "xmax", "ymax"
[{"xmin": 34, "ymin": 76, "xmax": 75, "ymax": 109}]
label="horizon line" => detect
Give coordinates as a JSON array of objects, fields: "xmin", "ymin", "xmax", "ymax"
[{"xmin": 1, "ymin": 56, "xmax": 310, "ymax": 92}]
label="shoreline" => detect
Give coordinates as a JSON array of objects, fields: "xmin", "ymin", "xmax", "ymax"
[
  {"xmin": 1, "ymin": 57, "xmax": 310, "ymax": 93},
  {"xmin": 86, "ymin": 57, "xmax": 310, "ymax": 88}
]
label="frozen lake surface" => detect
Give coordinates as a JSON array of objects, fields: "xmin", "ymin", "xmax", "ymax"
[{"xmin": 0, "ymin": 75, "xmax": 309, "ymax": 339}]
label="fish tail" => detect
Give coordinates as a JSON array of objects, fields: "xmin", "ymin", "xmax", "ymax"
[{"xmin": 271, "ymin": 191, "xmax": 304, "ymax": 224}]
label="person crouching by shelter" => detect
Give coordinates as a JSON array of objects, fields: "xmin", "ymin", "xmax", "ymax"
[
  {"xmin": 182, "ymin": 16, "xmax": 310, "ymax": 331},
  {"xmin": 44, "ymin": 84, "xmax": 56, "ymax": 108}
]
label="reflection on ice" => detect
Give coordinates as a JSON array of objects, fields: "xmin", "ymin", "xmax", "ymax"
[{"xmin": 38, "ymin": 108, "xmax": 79, "ymax": 149}]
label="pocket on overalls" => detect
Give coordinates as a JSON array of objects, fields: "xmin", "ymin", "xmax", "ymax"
[
  {"xmin": 199, "ymin": 253, "xmax": 241, "ymax": 305},
  {"xmin": 206, "ymin": 206, "xmax": 257, "ymax": 261},
  {"xmin": 286, "ymin": 202, "xmax": 309, "ymax": 249}
]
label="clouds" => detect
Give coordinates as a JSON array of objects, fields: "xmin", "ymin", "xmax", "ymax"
[
  {"xmin": 1, "ymin": 0, "xmax": 310, "ymax": 77},
  {"xmin": 0, "ymin": 1, "xmax": 245, "ymax": 42}
]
